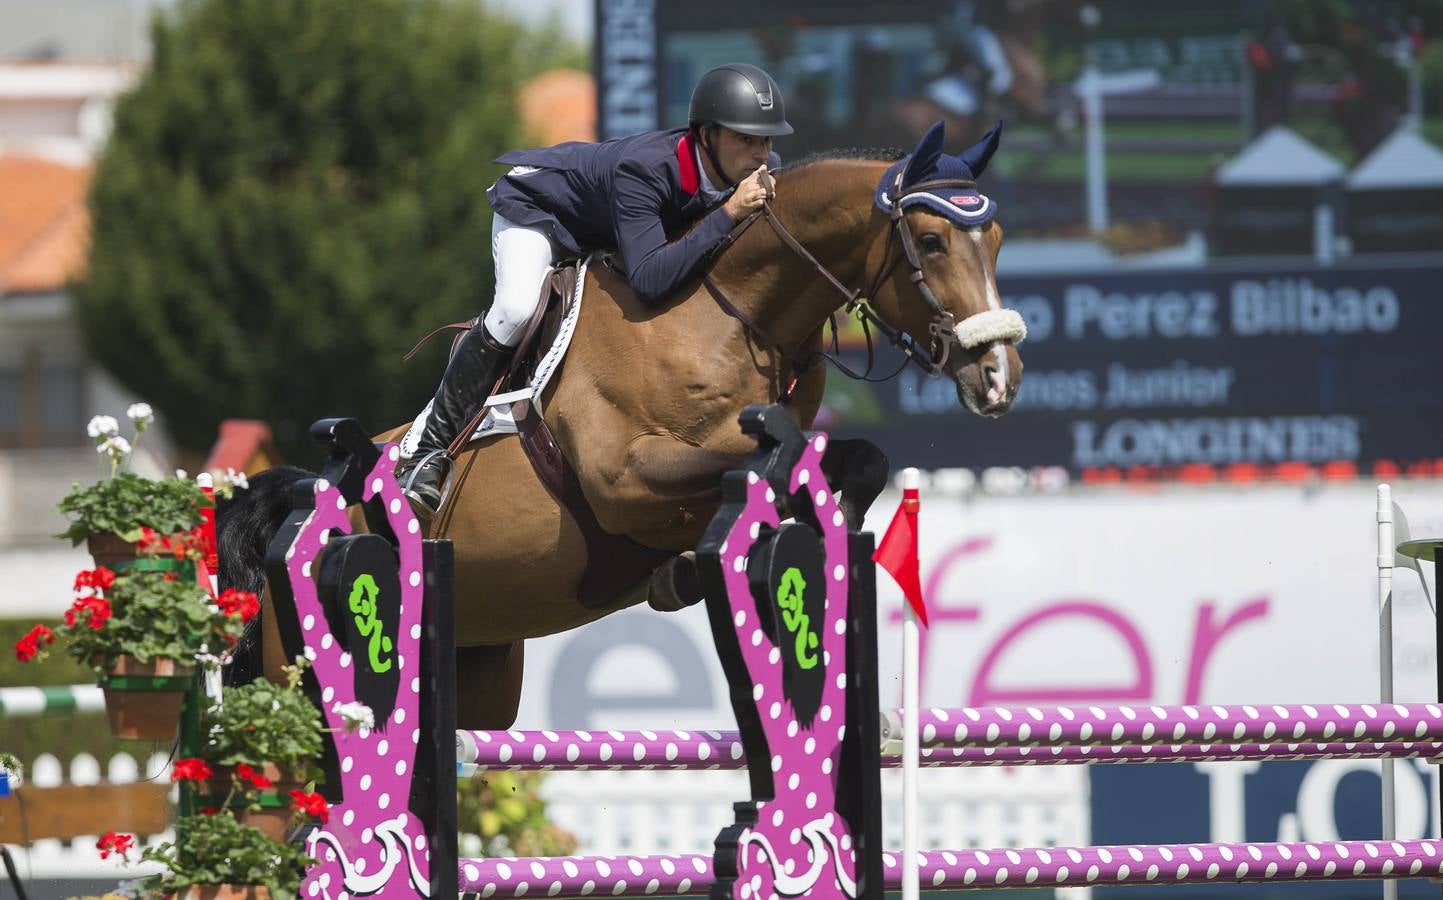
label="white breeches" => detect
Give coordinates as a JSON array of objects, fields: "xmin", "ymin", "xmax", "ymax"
[{"xmin": 483, "ymin": 211, "xmax": 557, "ymax": 347}]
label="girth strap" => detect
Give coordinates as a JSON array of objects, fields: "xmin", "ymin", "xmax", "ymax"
[{"xmin": 514, "ymin": 401, "xmax": 672, "ymax": 609}]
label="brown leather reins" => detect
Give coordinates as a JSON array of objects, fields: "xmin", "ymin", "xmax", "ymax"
[{"xmin": 700, "ymin": 168, "xmax": 989, "ymax": 402}]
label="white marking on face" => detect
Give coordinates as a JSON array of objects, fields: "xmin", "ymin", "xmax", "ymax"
[
  {"xmin": 967, "ymin": 228, "xmax": 1002, "ymax": 312},
  {"xmin": 967, "ymin": 227, "xmax": 1008, "ymax": 403}
]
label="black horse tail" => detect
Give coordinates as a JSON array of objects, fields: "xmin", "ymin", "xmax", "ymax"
[{"xmin": 216, "ymin": 465, "xmax": 315, "ymax": 685}]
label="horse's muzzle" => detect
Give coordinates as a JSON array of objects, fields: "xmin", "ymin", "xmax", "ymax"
[{"xmin": 955, "ymin": 341, "xmax": 1022, "ymax": 417}]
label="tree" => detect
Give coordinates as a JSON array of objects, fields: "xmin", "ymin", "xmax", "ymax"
[{"xmin": 75, "ymin": 0, "xmax": 585, "ymax": 461}]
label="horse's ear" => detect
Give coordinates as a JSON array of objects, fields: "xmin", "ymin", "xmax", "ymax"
[
  {"xmin": 958, "ymin": 120, "xmax": 1004, "ymax": 179},
  {"xmin": 900, "ymin": 120, "xmax": 946, "ymax": 187}
]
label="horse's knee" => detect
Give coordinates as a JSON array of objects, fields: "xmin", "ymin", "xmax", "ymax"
[
  {"xmin": 822, "ymin": 438, "xmax": 890, "ymax": 529},
  {"xmin": 849, "ymin": 440, "xmax": 891, "ymax": 499},
  {"xmin": 647, "ymin": 551, "xmax": 704, "ymax": 612}
]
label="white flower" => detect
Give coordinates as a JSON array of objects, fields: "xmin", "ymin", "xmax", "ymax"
[
  {"xmin": 126, "ymin": 402, "xmax": 153, "ymax": 427},
  {"xmin": 331, "ymin": 700, "xmax": 375, "ymax": 732},
  {"xmin": 226, "ymin": 467, "xmax": 250, "ymax": 490},
  {"xmin": 97, "ymin": 436, "xmax": 132, "ymax": 459},
  {"xmin": 175, "ymin": 468, "xmax": 189, "ymax": 480},
  {"xmin": 86, "ymin": 415, "xmax": 120, "ymax": 439}
]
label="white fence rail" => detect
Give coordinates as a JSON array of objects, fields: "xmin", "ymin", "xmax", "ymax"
[
  {"xmin": 2, "ymin": 750, "xmax": 171, "ymax": 881},
  {"xmin": 536, "ymin": 766, "xmax": 1089, "ymax": 857},
  {"xmin": 14, "ymin": 755, "xmax": 1085, "ymax": 884}
]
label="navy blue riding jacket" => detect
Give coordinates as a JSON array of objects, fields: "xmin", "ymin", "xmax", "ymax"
[{"xmin": 487, "ymin": 127, "xmax": 781, "ymax": 307}]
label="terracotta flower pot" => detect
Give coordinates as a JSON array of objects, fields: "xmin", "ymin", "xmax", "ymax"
[
  {"xmin": 204, "ymin": 763, "xmax": 310, "ymax": 841},
  {"xmin": 175, "ymin": 885, "xmax": 272, "ymax": 900},
  {"xmin": 86, "ymin": 531, "xmax": 192, "ymax": 576},
  {"xmin": 86, "ymin": 532, "xmax": 141, "ymax": 570},
  {"xmin": 224, "ymin": 805, "xmax": 295, "ymax": 842},
  {"xmin": 101, "ymin": 655, "xmax": 194, "ymax": 740},
  {"xmin": 208, "ymin": 762, "xmax": 309, "ymax": 792}
]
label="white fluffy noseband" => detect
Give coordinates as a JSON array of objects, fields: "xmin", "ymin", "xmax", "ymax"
[{"xmin": 951, "ymin": 308, "xmax": 1027, "ymax": 349}]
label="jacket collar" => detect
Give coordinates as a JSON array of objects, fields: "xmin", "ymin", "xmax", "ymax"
[{"xmin": 676, "ymin": 130, "xmax": 700, "ymax": 196}]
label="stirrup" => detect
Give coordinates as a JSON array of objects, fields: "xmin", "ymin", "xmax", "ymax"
[
  {"xmin": 398, "ymin": 448, "xmax": 452, "ymax": 520},
  {"xmin": 397, "ymin": 448, "xmax": 447, "ymax": 490}
]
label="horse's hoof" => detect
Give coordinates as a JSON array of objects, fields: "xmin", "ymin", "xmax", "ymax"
[{"xmin": 647, "ymin": 551, "xmax": 704, "ymax": 612}]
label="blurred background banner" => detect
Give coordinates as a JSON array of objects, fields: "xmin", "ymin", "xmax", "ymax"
[{"xmin": 827, "ymin": 260, "xmax": 1439, "ymax": 473}]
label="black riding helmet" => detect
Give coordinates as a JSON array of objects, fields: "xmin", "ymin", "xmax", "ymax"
[
  {"xmin": 688, "ymin": 63, "xmax": 792, "ymax": 188},
  {"xmin": 688, "ymin": 63, "xmax": 794, "ymax": 137}
]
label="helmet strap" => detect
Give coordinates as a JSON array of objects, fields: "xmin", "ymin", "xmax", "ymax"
[{"xmin": 696, "ymin": 125, "xmax": 737, "ymax": 190}]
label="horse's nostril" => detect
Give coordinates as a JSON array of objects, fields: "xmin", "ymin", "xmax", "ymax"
[{"xmin": 982, "ymin": 362, "xmax": 1006, "ymax": 404}]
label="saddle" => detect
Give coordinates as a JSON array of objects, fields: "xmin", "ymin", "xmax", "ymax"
[
  {"xmin": 499, "ymin": 260, "xmax": 583, "ymax": 398},
  {"xmin": 422, "ymin": 257, "xmax": 673, "ymax": 609}
]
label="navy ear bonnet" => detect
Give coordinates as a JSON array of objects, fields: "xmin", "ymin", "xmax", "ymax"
[{"xmin": 875, "ymin": 119, "xmax": 1002, "ymax": 225}]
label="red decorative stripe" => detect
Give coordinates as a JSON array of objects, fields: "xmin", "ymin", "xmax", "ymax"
[{"xmin": 677, "ymin": 131, "xmax": 700, "ymax": 196}]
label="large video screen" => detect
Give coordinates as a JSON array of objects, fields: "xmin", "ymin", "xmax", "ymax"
[{"xmin": 595, "ymin": 0, "xmax": 1443, "ymax": 476}]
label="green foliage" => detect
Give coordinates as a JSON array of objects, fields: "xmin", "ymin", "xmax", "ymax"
[
  {"xmin": 56, "ymin": 472, "xmax": 211, "ymax": 545},
  {"xmin": 201, "ymin": 665, "xmax": 325, "ymax": 782},
  {"xmin": 139, "ymin": 811, "xmax": 315, "ymax": 897},
  {"xmin": 0, "ymin": 617, "xmax": 134, "ymax": 765},
  {"xmin": 1422, "ymin": 40, "xmax": 1443, "ymax": 117},
  {"xmin": 75, "ymin": 0, "xmax": 587, "ymax": 460},
  {"xmin": 59, "ymin": 571, "xmax": 243, "ymax": 674},
  {"xmin": 54, "ymin": 404, "xmax": 209, "ymax": 544},
  {"xmin": 457, "ymin": 770, "xmax": 577, "ymax": 857}
]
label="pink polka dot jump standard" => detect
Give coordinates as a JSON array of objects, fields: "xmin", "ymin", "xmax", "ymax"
[{"xmin": 262, "ymin": 409, "xmax": 1443, "ymax": 900}]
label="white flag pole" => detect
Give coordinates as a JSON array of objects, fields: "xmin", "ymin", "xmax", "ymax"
[
  {"xmin": 1377, "ymin": 485, "xmax": 1397, "ymax": 900},
  {"xmin": 901, "ymin": 466, "xmax": 921, "ymax": 900}
]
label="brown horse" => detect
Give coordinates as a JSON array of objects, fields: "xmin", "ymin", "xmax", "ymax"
[{"xmin": 225, "ymin": 125, "xmax": 1025, "ymax": 730}]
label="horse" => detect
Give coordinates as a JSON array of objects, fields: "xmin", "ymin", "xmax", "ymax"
[{"xmin": 219, "ymin": 120, "xmax": 1026, "ymax": 730}]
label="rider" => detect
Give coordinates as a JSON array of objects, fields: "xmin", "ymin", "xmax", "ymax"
[{"xmin": 397, "ymin": 63, "xmax": 791, "ymax": 519}]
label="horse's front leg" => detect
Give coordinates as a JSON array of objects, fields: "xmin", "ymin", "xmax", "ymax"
[{"xmin": 819, "ymin": 437, "xmax": 890, "ymax": 531}]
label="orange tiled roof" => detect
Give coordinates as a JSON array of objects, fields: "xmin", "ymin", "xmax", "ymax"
[
  {"xmin": 204, "ymin": 419, "xmax": 283, "ymax": 475},
  {"xmin": 0, "ymin": 154, "xmax": 91, "ymax": 295},
  {"xmin": 517, "ymin": 68, "xmax": 596, "ymax": 146},
  {"xmin": 0, "ymin": 70, "xmax": 590, "ymax": 295}
]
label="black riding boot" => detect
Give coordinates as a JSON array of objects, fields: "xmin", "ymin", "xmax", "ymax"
[{"xmin": 397, "ymin": 323, "xmax": 515, "ymax": 520}]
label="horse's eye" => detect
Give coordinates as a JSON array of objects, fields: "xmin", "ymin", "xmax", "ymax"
[{"xmin": 919, "ymin": 233, "xmax": 944, "ymax": 254}]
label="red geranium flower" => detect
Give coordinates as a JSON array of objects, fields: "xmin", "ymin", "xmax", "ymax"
[
  {"xmin": 73, "ymin": 566, "xmax": 117, "ymax": 593},
  {"xmin": 138, "ymin": 527, "xmax": 166, "ymax": 555},
  {"xmin": 14, "ymin": 624, "xmax": 55, "ymax": 663},
  {"xmin": 236, "ymin": 763, "xmax": 274, "ymax": 789},
  {"xmin": 96, "ymin": 831, "xmax": 135, "ymax": 860},
  {"xmin": 289, "ymin": 789, "xmax": 330, "ymax": 823},
  {"xmin": 64, "ymin": 596, "xmax": 111, "ymax": 630},
  {"xmin": 140, "ymin": 527, "xmax": 207, "ymax": 560},
  {"xmin": 217, "ymin": 588, "xmax": 261, "ymax": 623},
  {"xmin": 171, "ymin": 758, "xmax": 213, "ymax": 782}
]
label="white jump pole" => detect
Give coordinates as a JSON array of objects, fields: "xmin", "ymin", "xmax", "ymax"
[
  {"xmin": 901, "ymin": 467, "xmax": 921, "ymax": 900},
  {"xmin": 1378, "ymin": 484, "xmax": 1398, "ymax": 900}
]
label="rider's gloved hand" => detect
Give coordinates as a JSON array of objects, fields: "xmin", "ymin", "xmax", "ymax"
[{"xmin": 723, "ymin": 165, "xmax": 772, "ymax": 221}]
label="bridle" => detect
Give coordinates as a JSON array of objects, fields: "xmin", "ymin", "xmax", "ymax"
[{"xmin": 700, "ymin": 167, "xmax": 1025, "ymax": 402}]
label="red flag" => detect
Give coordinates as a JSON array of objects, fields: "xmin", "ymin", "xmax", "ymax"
[{"xmin": 872, "ymin": 484, "xmax": 927, "ymax": 626}]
